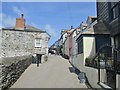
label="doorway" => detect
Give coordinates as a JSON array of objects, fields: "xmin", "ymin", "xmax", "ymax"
[{"xmin": 36, "ymin": 54, "xmax": 42, "ymax": 67}]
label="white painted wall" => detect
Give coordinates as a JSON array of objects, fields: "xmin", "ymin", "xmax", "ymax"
[
  {"xmin": 118, "ymin": 75, "xmax": 120, "ymax": 89},
  {"xmin": 116, "ymin": 74, "xmax": 120, "ymax": 89},
  {"xmin": 85, "ymin": 67, "xmax": 101, "ymax": 88},
  {"xmin": 74, "ymin": 54, "xmax": 101, "ymax": 88},
  {"xmin": 72, "ymin": 36, "xmax": 96, "ymax": 70},
  {"xmin": 72, "ymin": 36, "xmax": 101, "ymax": 88},
  {"xmin": 75, "ymin": 54, "xmax": 84, "ymax": 70},
  {"xmin": 83, "ymin": 37, "xmax": 96, "ymax": 64},
  {"xmin": 64, "ymin": 36, "xmax": 69, "ymax": 56}
]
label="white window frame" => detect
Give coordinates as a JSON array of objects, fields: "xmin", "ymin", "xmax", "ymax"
[{"xmin": 35, "ymin": 38, "xmax": 42, "ymax": 48}]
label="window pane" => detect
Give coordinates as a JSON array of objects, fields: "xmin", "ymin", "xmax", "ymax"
[
  {"xmin": 111, "ymin": 2, "xmax": 117, "ymax": 8},
  {"xmin": 77, "ymin": 38, "xmax": 83, "ymax": 54},
  {"xmin": 115, "ymin": 5, "xmax": 119, "ymax": 17},
  {"xmin": 35, "ymin": 39, "xmax": 41, "ymax": 47},
  {"xmin": 111, "ymin": 3, "xmax": 120, "ymax": 20},
  {"xmin": 115, "ymin": 35, "xmax": 120, "ymax": 61}
]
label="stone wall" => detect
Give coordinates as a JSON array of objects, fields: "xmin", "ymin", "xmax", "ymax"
[
  {"xmin": 1, "ymin": 29, "xmax": 49, "ymax": 58},
  {"xmin": 1, "ymin": 30, "xmax": 34, "ymax": 57},
  {"xmin": 0, "ymin": 55, "xmax": 32, "ymax": 90},
  {"xmin": 0, "ymin": 29, "xmax": 49, "ymax": 90},
  {"xmin": 0, "ymin": 30, "xmax": 2, "ymax": 58}
]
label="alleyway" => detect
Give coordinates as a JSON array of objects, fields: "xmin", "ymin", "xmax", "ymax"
[{"xmin": 11, "ymin": 55, "xmax": 87, "ymax": 88}]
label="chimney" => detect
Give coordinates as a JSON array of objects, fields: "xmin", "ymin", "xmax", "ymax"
[
  {"xmin": 71, "ymin": 26, "xmax": 74, "ymax": 29},
  {"xmin": 15, "ymin": 14, "xmax": 25, "ymax": 30}
]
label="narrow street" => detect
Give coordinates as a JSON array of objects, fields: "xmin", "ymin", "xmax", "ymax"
[{"xmin": 11, "ymin": 55, "xmax": 87, "ymax": 88}]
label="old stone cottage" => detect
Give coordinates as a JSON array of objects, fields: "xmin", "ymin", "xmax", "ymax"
[
  {"xmin": 0, "ymin": 14, "xmax": 50, "ymax": 89},
  {"xmin": 1, "ymin": 14, "xmax": 50, "ymax": 61}
]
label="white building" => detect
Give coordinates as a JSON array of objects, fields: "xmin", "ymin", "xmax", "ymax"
[{"xmin": 70, "ymin": 16, "xmax": 113, "ymax": 88}]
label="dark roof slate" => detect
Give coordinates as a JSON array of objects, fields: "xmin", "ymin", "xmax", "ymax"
[
  {"xmin": 93, "ymin": 21, "xmax": 110, "ymax": 34},
  {"xmin": 2, "ymin": 25, "xmax": 45, "ymax": 33}
]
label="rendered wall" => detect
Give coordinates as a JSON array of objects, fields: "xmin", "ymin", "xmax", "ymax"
[
  {"xmin": 73, "ymin": 36, "xmax": 101, "ymax": 88},
  {"xmin": 117, "ymin": 74, "xmax": 120, "ymax": 89},
  {"xmin": 83, "ymin": 37, "xmax": 96, "ymax": 63}
]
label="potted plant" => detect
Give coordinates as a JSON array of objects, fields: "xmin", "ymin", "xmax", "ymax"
[
  {"xmin": 85, "ymin": 56, "xmax": 94, "ymax": 67},
  {"xmin": 85, "ymin": 57, "xmax": 90, "ymax": 66},
  {"xmin": 44, "ymin": 55, "xmax": 48, "ymax": 62},
  {"xmin": 93, "ymin": 58, "xmax": 98, "ymax": 68}
]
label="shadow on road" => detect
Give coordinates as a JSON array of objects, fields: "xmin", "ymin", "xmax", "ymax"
[
  {"xmin": 69, "ymin": 67, "xmax": 80, "ymax": 75},
  {"xmin": 32, "ymin": 56, "xmax": 37, "ymax": 64}
]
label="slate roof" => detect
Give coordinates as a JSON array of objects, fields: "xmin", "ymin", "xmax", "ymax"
[
  {"xmin": 76, "ymin": 21, "xmax": 111, "ymax": 40},
  {"xmin": 2, "ymin": 25, "xmax": 45, "ymax": 33},
  {"xmin": 79, "ymin": 20, "xmax": 110, "ymax": 35},
  {"xmin": 25, "ymin": 25, "xmax": 44, "ymax": 32},
  {"xmin": 93, "ymin": 20, "xmax": 110, "ymax": 34}
]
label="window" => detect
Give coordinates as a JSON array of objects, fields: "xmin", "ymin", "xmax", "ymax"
[
  {"xmin": 35, "ymin": 38, "xmax": 41, "ymax": 47},
  {"xmin": 115, "ymin": 35, "xmax": 120, "ymax": 48},
  {"xmin": 115, "ymin": 35, "xmax": 120, "ymax": 61},
  {"xmin": 77, "ymin": 38, "xmax": 83, "ymax": 54},
  {"xmin": 95, "ymin": 35, "xmax": 111, "ymax": 53},
  {"xmin": 111, "ymin": 2, "xmax": 118, "ymax": 8},
  {"xmin": 110, "ymin": 2, "xmax": 120, "ymax": 20}
]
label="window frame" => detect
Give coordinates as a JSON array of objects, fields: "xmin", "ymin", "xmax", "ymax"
[
  {"xmin": 110, "ymin": 2, "xmax": 120, "ymax": 20},
  {"xmin": 77, "ymin": 37, "xmax": 83, "ymax": 54},
  {"xmin": 35, "ymin": 38, "xmax": 42, "ymax": 48}
]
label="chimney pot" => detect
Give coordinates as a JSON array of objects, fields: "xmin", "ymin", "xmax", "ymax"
[
  {"xmin": 21, "ymin": 14, "xmax": 24, "ymax": 18},
  {"xmin": 71, "ymin": 26, "xmax": 73, "ymax": 29}
]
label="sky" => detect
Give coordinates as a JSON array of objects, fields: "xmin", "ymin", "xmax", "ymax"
[{"xmin": 1, "ymin": 2, "xmax": 97, "ymax": 46}]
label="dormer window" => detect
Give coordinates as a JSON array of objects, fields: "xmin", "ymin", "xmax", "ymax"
[{"xmin": 35, "ymin": 38, "xmax": 42, "ymax": 47}]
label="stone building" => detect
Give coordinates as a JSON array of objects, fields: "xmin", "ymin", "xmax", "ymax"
[
  {"xmin": 0, "ymin": 14, "xmax": 50, "ymax": 62},
  {"xmin": 69, "ymin": 16, "xmax": 98, "ymax": 67},
  {"xmin": 63, "ymin": 28, "xmax": 73, "ymax": 59},
  {"xmin": 0, "ymin": 14, "xmax": 50, "ymax": 89}
]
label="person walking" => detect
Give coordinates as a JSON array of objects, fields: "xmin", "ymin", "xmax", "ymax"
[{"xmin": 37, "ymin": 54, "xmax": 42, "ymax": 67}]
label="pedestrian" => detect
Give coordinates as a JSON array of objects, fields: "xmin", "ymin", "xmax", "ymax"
[{"xmin": 37, "ymin": 54, "xmax": 40, "ymax": 67}]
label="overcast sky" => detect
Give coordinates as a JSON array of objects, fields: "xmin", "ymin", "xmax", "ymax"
[{"xmin": 1, "ymin": 2, "xmax": 97, "ymax": 46}]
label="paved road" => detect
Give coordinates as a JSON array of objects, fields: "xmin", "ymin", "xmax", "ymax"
[{"xmin": 11, "ymin": 55, "xmax": 87, "ymax": 88}]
